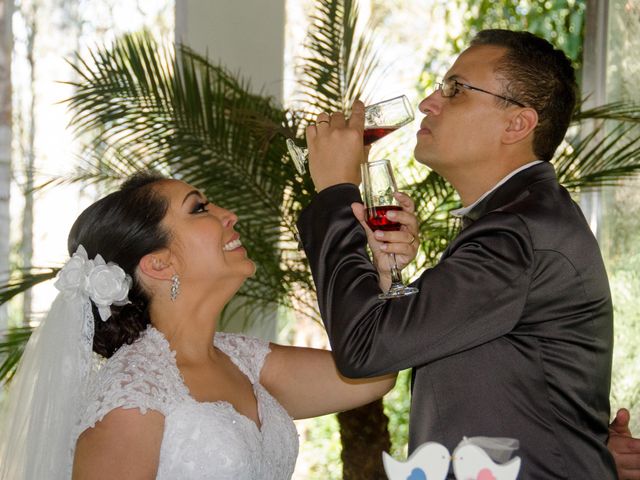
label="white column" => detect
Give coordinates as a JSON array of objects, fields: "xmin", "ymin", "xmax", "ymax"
[
  {"xmin": 0, "ymin": 0, "xmax": 14, "ymax": 331},
  {"xmin": 579, "ymin": 0, "xmax": 610, "ymax": 238},
  {"xmin": 175, "ymin": 0, "xmax": 286, "ymax": 103},
  {"xmin": 583, "ymin": 0, "xmax": 609, "ymax": 107}
]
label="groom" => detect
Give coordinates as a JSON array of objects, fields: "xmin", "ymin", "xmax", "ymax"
[{"xmin": 297, "ymin": 30, "xmax": 621, "ymax": 477}]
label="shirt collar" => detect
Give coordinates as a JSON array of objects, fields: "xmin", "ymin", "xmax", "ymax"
[{"xmin": 451, "ymin": 160, "xmax": 544, "ymax": 217}]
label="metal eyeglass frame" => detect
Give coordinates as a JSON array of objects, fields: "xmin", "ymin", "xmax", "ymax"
[{"xmin": 436, "ymin": 78, "xmax": 526, "ymax": 108}]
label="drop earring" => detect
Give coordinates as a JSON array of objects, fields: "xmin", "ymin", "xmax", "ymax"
[{"xmin": 170, "ymin": 274, "xmax": 180, "ymax": 301}]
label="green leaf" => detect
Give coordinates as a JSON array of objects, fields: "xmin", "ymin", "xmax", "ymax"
[
  {"xmin": 0, "ymin": 269, "xmax": 57, "ymax": 385},
  {"xmin": 0, "ymin": 268, "xmax": 58, "ymax": 307},
  {"xmin": 0, "ymin": 326, "xmax": 33, "ymax": 384},
  {"xmin": 292, "ymin": 0, "xmax": 381, "ymax": 121}
]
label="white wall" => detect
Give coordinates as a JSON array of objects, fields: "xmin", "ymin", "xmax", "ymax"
[{"xmin": 175, "ymin": 0, "xmax": 286, "ymax": 103}]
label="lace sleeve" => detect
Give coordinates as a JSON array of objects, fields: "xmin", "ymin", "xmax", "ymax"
[
  {"xmin": 215, "ymin": 333, "xmax": 271, "ymax": 384},
  {"xmin": 76, "ymin": 329, "xmax": 186, "ymax": 433}
]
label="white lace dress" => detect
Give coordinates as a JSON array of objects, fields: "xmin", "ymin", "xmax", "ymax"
[{"xmin": 76, "ymin": 326, "xmax": 299, "ymax": 479}]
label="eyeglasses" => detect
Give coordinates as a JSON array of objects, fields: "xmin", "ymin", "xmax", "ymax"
[{"xmin": 436, "ymin": 78, "xmax": 526, "ymax": 108}]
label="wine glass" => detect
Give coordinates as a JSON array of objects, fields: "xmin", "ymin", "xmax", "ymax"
[
  {"xmin": 287, "ymin": 95, "xmax": 415, "ymax": 174},
  {"xmin": 361, "ymin": 159, "xmax": 419, "ymax": 299}
]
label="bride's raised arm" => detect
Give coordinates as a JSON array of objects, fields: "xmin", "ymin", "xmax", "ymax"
[{"xmin": 260, "ymin": 344, "xmax": 396, "ymax": 420}]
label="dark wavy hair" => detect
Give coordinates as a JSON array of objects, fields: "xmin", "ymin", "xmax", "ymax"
[
  {"xmin": 470, "ymin": 29, "xmax": 578, "ymax": 161},
  {"xmin": 67, "ymin": 172, "xmax": 170, "ymax": 358}
]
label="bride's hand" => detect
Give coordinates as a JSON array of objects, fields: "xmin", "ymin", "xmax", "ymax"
[{"xmin": 351, "ymin": 192, "xmax": 419, "ymax": 291}]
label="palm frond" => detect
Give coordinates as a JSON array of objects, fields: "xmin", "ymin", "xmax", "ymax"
[
  {"xmin": 556, "ymin": 103, "xmax": 640, "ymax": 190},
  {"xmin": 403, "ymin": 170, "xmax": 460, "ymax": 270},
  {"xmin": 34, "ymin": 145, "xmax": 159, "ymax": 192},
  {"xmin": 0, "ymin": 269, "xmax": 58, "ymax": 385},
  {"xmin": 0, "ymin": 268, "xmax": 58, "ymax": 307},
  {"xmin": 572, "ymin": 101, "xmax": 640, "ymax": 124},
  {"xmin": 293, "ymin": 0, "xmax": 380, "ymax": 120},
  {"xmin": 64, "ymin": 31, "xmax": 318, "ymax": 326},
  {"xmin": 0, "ymin": 326, "xmax": 33, "ymax": 384}
]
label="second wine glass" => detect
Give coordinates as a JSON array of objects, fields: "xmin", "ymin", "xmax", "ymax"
[
  {"xmin": 361, "ymin": 159, "xmax": 419, "ymax": 299},
  {"xmin": 287, "ymin": 95, "xmax": 414, "ymax": 174}
]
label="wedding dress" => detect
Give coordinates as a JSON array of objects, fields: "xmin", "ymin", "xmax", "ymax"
[{"xmin": 76, "ymin": 326, "xmax": 299, "ymax": 479}]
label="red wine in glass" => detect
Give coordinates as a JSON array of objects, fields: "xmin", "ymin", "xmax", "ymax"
[
  {"xmin": 363, "ymin": 126, "xmax": 399, "ymax": 146},
  {"xmin": 366, "ymin": 205, "xmax": 402, "ymax": 231},
  {"xmin": 361, "ymin": 159, "xmax": 418, "ymax": 299},
  {"xmin": 287, "ymin": 95, "xmax": 414, "ymax": 175}
]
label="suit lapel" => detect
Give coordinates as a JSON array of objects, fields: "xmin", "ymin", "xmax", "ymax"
[
  {"xmin": 439, "ymin": 162, "xmax": 558, "ymax": 260},
  {"xmin": 463, "ymin": 162, "xmax": 557, "ymax": 226}
]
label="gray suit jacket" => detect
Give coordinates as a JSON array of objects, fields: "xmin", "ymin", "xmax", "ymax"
[{"xmin": 297, "ymin": 162, "xmax": 616, "ymax": 479}]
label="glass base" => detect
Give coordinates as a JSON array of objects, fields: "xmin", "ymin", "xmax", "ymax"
[
  {"xmin": 378, "ymin": 284, "xmax": 419, "ymax": 300},
  {"xmin": 286, "ymin": 138, "xmax": 308, "ymax": 174}
]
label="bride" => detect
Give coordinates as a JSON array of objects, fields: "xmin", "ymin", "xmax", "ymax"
[{"xmin": 0, "ymin": 171, "xmax": 418, "ymax": 479}]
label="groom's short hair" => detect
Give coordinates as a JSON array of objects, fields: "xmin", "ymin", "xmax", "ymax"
[{"xmin": 470, "ymin": 29, "xmax": 578, "ymax": 162}]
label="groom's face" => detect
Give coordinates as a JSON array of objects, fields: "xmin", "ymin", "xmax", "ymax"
[{"xmin": 413, "ymin": 45, "xmax": 514, "ymax": 177}]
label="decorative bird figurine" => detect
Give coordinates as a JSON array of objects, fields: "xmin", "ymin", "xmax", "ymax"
[
  {"xmin": 452, "ymin": 442, "xmax": 521, "ymax": 480},
  {"xmin": 382, "ymin": 442, "xmax": 451, "ymax": 480}
]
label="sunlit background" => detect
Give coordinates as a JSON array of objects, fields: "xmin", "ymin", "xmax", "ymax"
[{"xmin": 3, "ymin": 1, "xmax": 639, "ymax": 478}]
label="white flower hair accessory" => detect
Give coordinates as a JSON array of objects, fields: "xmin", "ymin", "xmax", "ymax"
[
  {"xmin": 54, "ymin": 245, "xmax": 132, "ymax": 321},
  {"xmin": 1, "ymin": 244, "xmax": 133, "ymax": 478}
]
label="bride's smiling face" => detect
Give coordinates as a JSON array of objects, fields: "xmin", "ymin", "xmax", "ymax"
[{"xmin": 155, "ymin": 180, "xmax": 256, "ymax": 288}]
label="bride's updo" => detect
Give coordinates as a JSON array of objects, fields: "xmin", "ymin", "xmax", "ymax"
[{"xmin": 67, "ymin": 172, "xmax": 170, "ymax": 358}]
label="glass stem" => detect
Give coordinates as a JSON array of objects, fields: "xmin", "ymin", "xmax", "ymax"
[{"xmin": 389, "ymin": 253, "xmax": 404, "ymax": 285}]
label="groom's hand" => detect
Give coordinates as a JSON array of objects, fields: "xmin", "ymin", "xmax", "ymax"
[
  {"xmin": 352, "ymin": 192, "xmax": 419, "ymax": 292},
  {"xmin": 306, "ymin": 101, "xmax": 365, "ymax": 192}
]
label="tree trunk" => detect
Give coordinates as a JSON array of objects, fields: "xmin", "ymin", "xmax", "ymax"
[
  {"xmin": 338, "ymin": 398, "xmax": 391, "ymax": 480},
  {"xmin": 0, "ymin": 0, "xmax": 13, "ymax": 331},
  {"xmin": 19, "ymin": 0, "xmax": 37, "ymax": 323}
]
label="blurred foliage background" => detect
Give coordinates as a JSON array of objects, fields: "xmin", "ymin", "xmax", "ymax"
[{"xmin": 0, "ymin": 1, "xmax": 637, "ymax": 478}]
